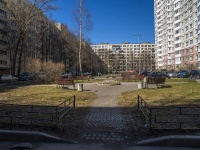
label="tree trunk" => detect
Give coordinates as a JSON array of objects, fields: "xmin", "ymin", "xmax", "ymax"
[
  {"xmin": 45, "ymin": 34, "xmax": 48, "ymax": 62},
  {"xmin": 79, "ymin": 0, "xmax": 83, "ymax": 76},
  {"xmin": 11, "ymin": 36, "xmax": 21, "ymax": 75},
  {"xmin": 17, "ymin": 37, "xmax": 24, "ymax": 76}
]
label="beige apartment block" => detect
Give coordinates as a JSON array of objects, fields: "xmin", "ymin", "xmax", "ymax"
[{"xmin": 90, "ymin": 43, "xmax": 155, "ymax": 73}]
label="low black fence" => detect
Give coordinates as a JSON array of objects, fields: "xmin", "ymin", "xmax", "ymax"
[
  {"xmin": 57, "ymin": 95, "xmax": 76, "ymax": 125},
  {"xmin": 137, "ymin": 95, "xmax": 200, "ymax": 130},
  {"xmin": 0, "ymin": 96, "xmax": 76, "ymax": 128}
]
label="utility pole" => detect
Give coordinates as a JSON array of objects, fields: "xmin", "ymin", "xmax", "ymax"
[{"xmin": 133, "ymin": 35, "xmax": 142, "ymax": 74}]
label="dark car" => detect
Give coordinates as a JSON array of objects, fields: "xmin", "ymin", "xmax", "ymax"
[
  {"xmin": 189, "ymin": 70, "xmax": 200, "ymax": 78},
  {"xmin": 148, "ymin": 72, "xmax": 170, "ymax": 79},
  {"xmin": 62, "ymin": 72, "xmax": 76, "ymax": 78},
  {"xmin": 177, "ymin": 70, "xmax": 190, "ymax": 78},
  {"xmin": 18, "ymin": 72, "xmax": 35, "ymax": 81}
]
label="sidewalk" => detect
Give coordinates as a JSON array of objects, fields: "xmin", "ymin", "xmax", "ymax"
[{"xmin": 60, "ymin": 79, "xmax": 146, "ymax": 149}]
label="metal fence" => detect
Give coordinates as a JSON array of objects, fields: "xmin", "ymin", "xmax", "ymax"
[
  {"xmin": 56, "ymin": 95, "xmax": 76, "ymax": 125},
  {"xmin": 0, "ymin": 96, "xmax": 76, "ymax": 128},
  {"xmin": 137, "ymin": 95, "xmax": 200, "ymax": 130}
]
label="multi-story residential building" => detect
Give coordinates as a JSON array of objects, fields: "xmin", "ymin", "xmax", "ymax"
[
  {"xmin": 154, "ymin": 0, "xmax": 199, "ymax": 70},
  {"xmin": 0, "ymin": 0, "xmax": 9, "ymax": 74},
  {"xmin": 90, "ymin": 43, "xmax": 155, "ymax": 73}
]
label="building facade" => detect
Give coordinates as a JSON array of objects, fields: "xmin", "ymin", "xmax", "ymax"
[
  {"xmin": 0, "ymin": 0, "xmax": 9, "ymax": 74},
  {"xmin": 154, "ymin": 0, "xmax": 199, "ymax": 70},
  {"xmin": 90, "ymin": 43, "xmax": 155, "ymax": 73}
]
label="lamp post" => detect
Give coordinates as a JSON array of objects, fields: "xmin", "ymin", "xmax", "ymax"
[{"xmin": 133, "ymin": 34, "xmax": 142, "ymax": 74}]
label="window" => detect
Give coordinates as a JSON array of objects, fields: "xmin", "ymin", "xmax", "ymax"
[
  {"xmin": 190, "ymin": 40, "xmax": 193, "ymax": 45},
  {"xmin": 186, "ymin": 34, "xmax": 188, "ymax": 39},
  {"xmin": 175, "ymin": 37, "xmax": 180, "ymax": 41},
  {"xmin": 176, "ymin": 57, "xmax": 180, "ymax": 62},
  {"xmin": 175, "ymin": 43, "xmax": 181, "ymax": 48},
  {"xmin": 174, "ymin": 2, "xmax": 179, "ymax": 8},
  {"xmin": 175, "ymin": 29, "xmax": 180, "ymax": 34},
  {"xmin": 190, "ymin": 32, "xmax": 193, "ymax": 37},
  {"xmin": 190, "ymin": 23, "xmax": 193, "ymax": 29},
  {"xmin": 190, "ymin": 56, "xmax": 193, "ymax": 61},
  {"xmin": 189, "ymin": 7, "xmax": 193, "ymax": 13}
]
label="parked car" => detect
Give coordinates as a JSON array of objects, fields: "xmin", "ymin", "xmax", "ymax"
[
  {"xmin": 62, "ymin": 72, "xmax": 76, "ymax": 78},
  {"xmin": 18, "ymin": 72, "xmax": 35, "ymax": 81},
  {"xmin": 82, "ymin": 72, "xmax": 92, "ymax": 76},
  {"xmin": 177, "ymin": 70, "xmax": 190, "ymax": 78},
  {"xmin": 167, "ymin": 72, "xmax": 174, "ymax": 78},
  {"xmin": 148, "ymin": 72, "xmax": 170, "ymax": 79},
  {"xmin": 172, "ymin": 72, "xmax": 178, "ymax": 78},
  {"xmin": 1, "ymin": 74, "xmax": 18, "ymax": 82},
  {"xmin": 36, "ymin": 72, "xmax": 46, "ymax": 79},
  {"xmin": 189, "ymin": 70, "xmax": 200, "ymax": 78}
]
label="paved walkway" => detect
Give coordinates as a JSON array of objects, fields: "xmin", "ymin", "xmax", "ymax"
[{"xmin": 74, "ymin": 79, "xmax": 139, "ymax": 145}]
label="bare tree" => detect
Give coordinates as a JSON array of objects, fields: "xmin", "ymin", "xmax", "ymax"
[
  {"xmin": 5, "ymin": 0, "xmax": 56, "ymax": 75},
  {"xmin": 72, "ymin": 0, "xmax": 92, "ymax": 75}
]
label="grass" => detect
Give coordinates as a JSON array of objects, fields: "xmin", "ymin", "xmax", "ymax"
[
  {"xmin": 0, "ymin": 85, "xmax": 96, "ymax": 107},
  {"xmin": 119, "ymin": 82, "xmax": 200, "ymax": 107},
  {"xmin": 166, "ymin": 78, "xmax": 197, "ymax": 83}
]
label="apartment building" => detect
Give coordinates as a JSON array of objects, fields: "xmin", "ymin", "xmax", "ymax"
[
  {"xmin": 154, "ymin": 0, "xmax": 199, "ymax": 70},
  {"xmin": 3, "ymin": 0, "xmax": 69, "ymax": 75},
  {"xmin": 0, "ymin": 0, "xmax": 9, "ymax": 74},
  {"xmin": 90, "ymin": 43, "xmax": 155, "ymax": 73}
]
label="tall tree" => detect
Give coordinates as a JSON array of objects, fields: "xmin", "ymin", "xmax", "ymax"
[
  {"xmin": 72, "ymin": 0, "xmax": 92, "ymax": 75},
  {"xmin": 5, "ymin": 0, "xmax": 56, "ymax": 75}
]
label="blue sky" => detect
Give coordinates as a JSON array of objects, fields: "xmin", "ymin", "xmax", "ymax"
[{"xmin": 51, "ymin": 0, "xmax": 155, "ymax": 44}]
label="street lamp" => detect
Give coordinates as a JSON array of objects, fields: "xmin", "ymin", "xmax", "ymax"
[{"xmin": 133, "ymin": 35, "xmax": 142, "ymax": 74}]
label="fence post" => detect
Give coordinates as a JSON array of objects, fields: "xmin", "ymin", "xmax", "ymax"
[
  {"xmin": 137, "ymin": 95, "xmax": 140, "ymax": 110},
  {"xmin": 73, "ymin": 95, "xmax": 76, "ymax": 108}
]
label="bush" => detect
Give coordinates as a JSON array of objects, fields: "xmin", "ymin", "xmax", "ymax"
[{"xmin": 25, "ymin": 59, "xmax": 64, "ymax": 83}]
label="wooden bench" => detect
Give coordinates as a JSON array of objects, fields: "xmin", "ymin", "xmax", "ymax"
[
  {"xmin": 145, "ymin": 77, "xmax": 166, "ymax": 88},
  {"xmin": 56, "ymin": 78, "xmax": 75, "ymax": 89},
  {"xmin": 122, "ymin": 75, "xmax": 144, "ymax": 81},
  {"xmin": 75, "ymin": 76, "xmax": 90, "ymax": 82}
]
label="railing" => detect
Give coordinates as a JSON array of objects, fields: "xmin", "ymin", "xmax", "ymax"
[
  {"xmin": 56, "ymin": 95, "xmax": 76, "ymax": 125},
  {"xmin": 137, "ymin": 95, "xmax": 151, "ymax": 125},
  {"xmin": 137, "ymin": 95, "xmax": 200, "ymax": 131},
  {"xmin": 0, "ymin": 96, "xmax": 76, "ymax": 128}
]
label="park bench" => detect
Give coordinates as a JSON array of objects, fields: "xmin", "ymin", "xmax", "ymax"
[
  {"xmin": 75, "ymin": 75, "xmax": 90, "ymax": 82},
  {"xmin": 56, "ymin": 78, "xmax": 75, "ymax": 89},
  {"xmin": 145, "ymin": 77, "xmax": 166, "ymax": 88},
  {"xmin": 122, "ymin": 75, "xmax": 144, "ymax": 81}
]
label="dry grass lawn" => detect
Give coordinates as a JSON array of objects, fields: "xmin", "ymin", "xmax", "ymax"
[
  {"xmin": 0, "ymin": 85, "xmax": 96, "ymax": 107},
  {"xmin": 119, "ymin": 82, "xmax": 200, "ymax": 107}
]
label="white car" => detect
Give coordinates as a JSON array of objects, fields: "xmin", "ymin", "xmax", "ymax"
[{"xmin": 1, "ymin": 74, "xmax": 18, "ymax": 81}]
